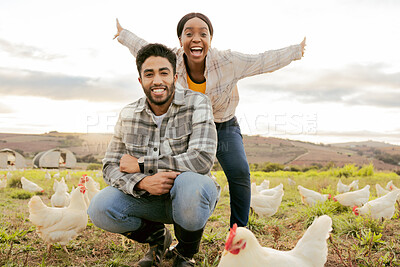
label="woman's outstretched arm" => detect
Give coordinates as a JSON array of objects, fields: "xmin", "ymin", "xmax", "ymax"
[
  {"xmin": 113, "ymin": 18, "xmax": 149, "ymax": 57},
  {"xmin": 230, "ymin": 37, "xmax": 307, "ymax": 80}
]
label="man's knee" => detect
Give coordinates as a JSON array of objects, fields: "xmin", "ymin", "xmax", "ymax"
[
  {"xmin": 172, "ymin": 172, "xmax": 214, "ymax": 191},
  {"xmin": 87, "ymin": 193, "xmax": 116, "ymax": 230},
  {"xmin": 171, "ymin": 172, "xmax": 218, "ymax": 231},
  {"xmin": 87, "ymin": 188, "xmax": 141, "ymax": 233}
]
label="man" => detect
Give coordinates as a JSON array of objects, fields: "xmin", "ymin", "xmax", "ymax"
[{"xmin": 88, "ymin": 43, "xmax": 219, "ymax": 267}]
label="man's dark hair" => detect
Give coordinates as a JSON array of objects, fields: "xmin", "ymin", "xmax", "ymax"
[
  {"xmin": 177, "ymin": 12, "xmax": 213, "ymax": 38},
  {"xmin": 136, "ymin": 43, "xmax": 177, "ymax": 76}
]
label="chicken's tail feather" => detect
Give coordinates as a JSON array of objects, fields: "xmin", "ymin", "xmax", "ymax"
[
  {"xmin": 28, "ymin": 195, "xmax": 47, "ymax": 214},
  {"xmin": 292, "ymin": 215, "xmax": 332, "ymax": 266}
]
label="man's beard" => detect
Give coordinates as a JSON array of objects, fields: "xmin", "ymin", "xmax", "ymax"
[{"xmin": 144, "ymin": 82, "xmax": 175, "ymax": 106}]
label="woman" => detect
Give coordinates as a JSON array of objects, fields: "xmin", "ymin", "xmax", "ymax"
[{"xmin": 114, "ymin": 13, "xmax": 306, "ymax": 228}]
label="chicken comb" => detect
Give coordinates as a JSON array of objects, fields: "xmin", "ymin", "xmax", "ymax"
[
  {"xmin": 225, "ymin": 223, "xmax": 238, "ymax": 250},
  {"xmin": 80, "ymin": 174, "xmax": 89, "ymax": 182},
  {"xmin": 78, "ymin": 183, "xmax": 86, "ymax": 193},
  {"xmin": 352, "ymin": 206, "xmax": 358, "ymax": 212}
]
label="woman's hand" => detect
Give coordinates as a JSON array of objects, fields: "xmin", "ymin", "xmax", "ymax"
[
  {"xmin": 300, "ymin": 37, "xmax": 306, "ymax": 57},
  {"xmin": 113, "ymin": 18, "xmax": 124, "ymax": 40}
]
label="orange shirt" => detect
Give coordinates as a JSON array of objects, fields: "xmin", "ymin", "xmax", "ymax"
[{"xmin": 187, "ymin": 74, "xmax": 206, "ymax": 94}]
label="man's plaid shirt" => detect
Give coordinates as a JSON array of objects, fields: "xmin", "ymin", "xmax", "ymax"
[{"xmin": 103, "ymin": 87, "xmax": 217, "ymax": 197}]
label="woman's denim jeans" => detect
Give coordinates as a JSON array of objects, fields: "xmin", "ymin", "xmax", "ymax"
[{"xmin": 215, "ymin": 116, "xmax": 251, "ymax": 227}]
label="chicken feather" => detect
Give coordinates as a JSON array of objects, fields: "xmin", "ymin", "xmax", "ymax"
[
  {"xmin": 28, "ymin": 184, "xmax": 88, "ymax": 253},
  {"xmin": 218, "ymin": 215, "xmax": 332, "ymax": 267}
]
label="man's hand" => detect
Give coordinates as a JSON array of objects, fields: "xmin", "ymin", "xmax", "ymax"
[
  {"xmin": 113, "ymin": 18, "xmax": 124, "ymax": 40},
  {"xmin": 120, "ymin": 154, "xmax": 140, "ymax": 173},
  {"xmin": 136, "ymin": 172, "xmax": 180, "ymax": 195}
]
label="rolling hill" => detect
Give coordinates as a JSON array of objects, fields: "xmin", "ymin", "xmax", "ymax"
[{"xmin": 0, "ymin": 132, "xmax": 399, "ymax": 171}]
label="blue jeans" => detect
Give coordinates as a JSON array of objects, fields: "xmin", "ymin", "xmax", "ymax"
[
  {"xmin": 87, "ymin": 172, "xmax": 219, "ymax": 232},
  {"xmin": 216, "ymin": 117, "xmax": 251, "ymax": 227}
]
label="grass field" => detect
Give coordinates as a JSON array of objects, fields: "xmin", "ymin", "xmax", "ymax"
[{"xmin": 1, "ymin": 168, "xmax": 400, "ymax": 266}]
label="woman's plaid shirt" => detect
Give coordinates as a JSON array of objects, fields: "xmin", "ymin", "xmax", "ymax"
[{"xmin": 119, "ymin": 29, "xmax": 303, "ymax": 123}]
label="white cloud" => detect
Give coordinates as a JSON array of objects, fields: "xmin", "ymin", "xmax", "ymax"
[
  {"xmin": 0, "ymin": 38, "xmax": 65, "ymax": 60},
  {"xmin": 239, "ymin": 63, "xmax": 400, "ymax": 109},
  {"xmin": 0, "ymin": 67, "xmax": 143, "ymax": 102}
]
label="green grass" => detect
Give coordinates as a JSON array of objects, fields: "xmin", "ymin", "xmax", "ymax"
[{"xmin": 0, "ymin": 168, "xmax": 400, "ymax": 266}]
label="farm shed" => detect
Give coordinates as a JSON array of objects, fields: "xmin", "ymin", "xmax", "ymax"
[
  {"xmin": 32, "ymin": 148, "xmax": 76, "ymax": 169},
  {"xmin": 0, "ymin": 148, "xmax": 26, "ymax": 169}
]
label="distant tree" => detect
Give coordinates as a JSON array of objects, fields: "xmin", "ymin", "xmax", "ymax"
[
  {"xmin": 376, "ymin": 152, "xmax": 400, "ymax": 165},
  {"xmin": 77, "ymin": 154, "xmax": 101, "ymax": 164},
  {"xmin": 261, "ymin": 162, "xmax": 284, "ymax": 172},
  {"xmin": 87, "ymin": 163, "xmax": 102, "ymax": 170}
]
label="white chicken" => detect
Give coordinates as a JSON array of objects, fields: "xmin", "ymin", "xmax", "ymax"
[
  {"xmin": 65, "ymin": 171, "xmax": 71, "ymax": 180},
  {"xmin": 78, "ymin": 175, "xmax": 90, "ymax": 209},
  {"xmin": 53, "ymin": 172, "xmax": 60, "ymax": 179},
  {"xmin": 298, "ymin": 185, "xmax": 330, "ymax": 206},
  {"xmin": 218, "ymin": 215, "xmax": 332, "ymax": 267},
  {"xmin": 53, "ymin": 177, "xmax": 69, "ymax": 192},
  {"xmin": 386, "ymin": 180, "xmax": 399, "ymax": 191},
  {"xmin": 0, "ymin": 174, "xmax": 7, "ymax": 189},
  {"xmin": 28, "ymin": 184, "xmax": 88, "ymax": 253},
  {"xmin": 79, "ymin": 174, "xmax": 100, "ymax": 205},
  {"xmin": 92, "ymin": 177, "xmax": 101, "ymax": 190},
  {"xmin": 349, "ymin": 180, "xmax": 359, "ymax": 191},
  {"xmin": 337, "ymin": 179, "xmax": 358, "ymax": 193},
  {"xmin": 45, "ymin": 171, "xmax": 51, "ymax": 180},
  {"xmin": 259, "ymin": 183, "xmax": 283, "ymax": 196},
  {"xmin": 21, "ymin": 177, "xmax": 44, "ymax": 193},
  {"xmin": 333, "ymin": 185, "xmax": 370, "ymax": 207},
  {"xmin": 250, "ymin": 183, "xmax": 284, "ymax": 217},
  {"xmin": 86, "ymin": 176, "xmax": 100, "ymax": 201},
  {"xmin": 376, "ymin": 184, "xmax": 390, "ymax": 198},
  {"xmin": 256, "ymin": 179, "xmax": 270, "ymax": 192},
  {"xmin": 51, "ymin": 179, "xmax": 70, "ymax": 208},
  {"xmin": 353, "ymin": 189, "xmax": 400, "ymax": 220},
  {"xmin": 337, "ymin": 179, "xmax": 350, "ymax": 193}
]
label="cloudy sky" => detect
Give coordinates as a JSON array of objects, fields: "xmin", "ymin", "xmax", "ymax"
[{"xmin": 1, "ymin": 0, "xmax": 399, "ymax": 145}]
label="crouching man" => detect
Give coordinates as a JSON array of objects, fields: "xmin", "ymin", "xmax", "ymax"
[{"xmin": 88, "ymin": 43, "xmax": 220, "ymax": 267}]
